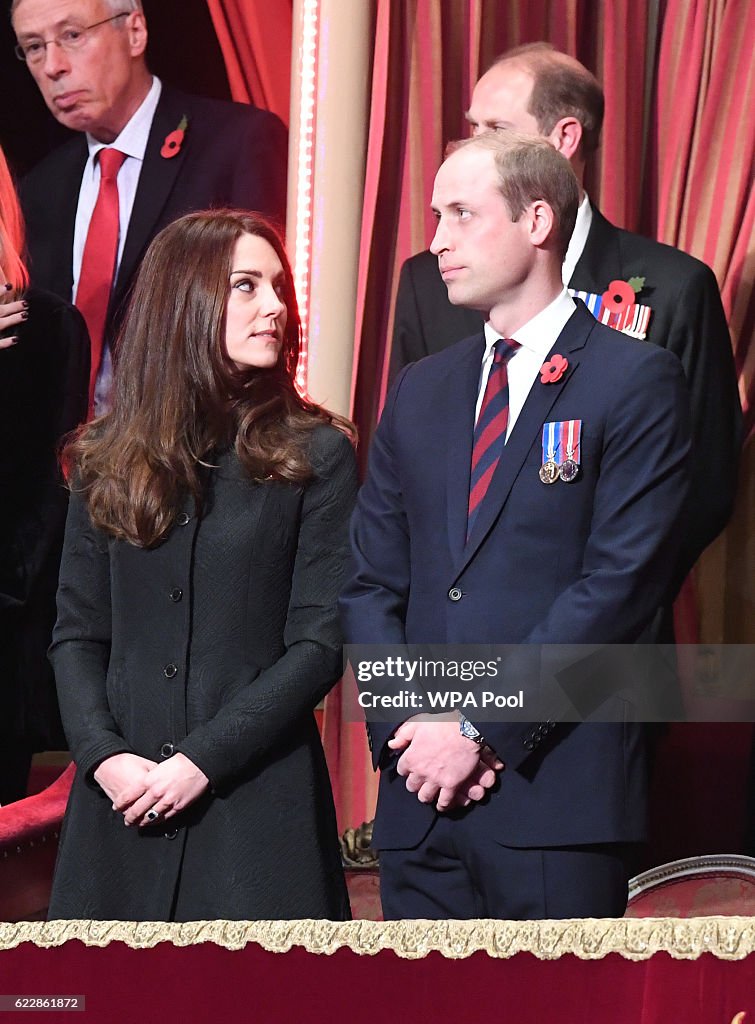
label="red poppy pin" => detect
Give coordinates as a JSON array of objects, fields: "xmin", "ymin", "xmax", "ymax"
[
  {"xmin": 540, "ymin": 353, "xmax": 568, "ymax": 384},
  {"xmin": 601, "ymin": 276, "xmax": 646, "ymax": 313},
  {"xmin": 161, "ymin": 115, "xmax": 189, "ymax": 159}
]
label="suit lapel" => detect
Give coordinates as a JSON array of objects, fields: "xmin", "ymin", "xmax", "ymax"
[
  {"xmin": 49, "ymin": 140, "xmax": 88, "ymax": 301},
  {"xmin": 453, "ymin": 303, "xmax": 596, "ymax": 579},
  {"xmin": 115, "ymin": 87, "xmax": 190, "ymax": 305},
  {"xmin": 445, "ymin": 336, "xmax": 485, "ymax": 563},
  {"xmin": 569, "ymin": 205, "xmax": 622, "ymax": 295}
]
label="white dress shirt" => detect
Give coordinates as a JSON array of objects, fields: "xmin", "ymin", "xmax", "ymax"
[
  {"xmin": 475, "ymin": 288, "xmax": 577, "ymax": 434},
  {"xmin": 72, "ymin": 76, "xmax": 162, "ymax": 413},
  {"xmin": 562, "ymin": 193, "xmax": 592, "ymax": 286}
]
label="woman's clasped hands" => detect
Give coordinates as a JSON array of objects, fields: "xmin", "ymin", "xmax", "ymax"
[{"xmin": 94, "ymin": 751, "xmax": 209, "ymax": 828}]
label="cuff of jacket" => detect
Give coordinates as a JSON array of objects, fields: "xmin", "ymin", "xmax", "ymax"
[
  {"xmin": 76, "ymin": 735, "xmax": 134, "ymax": 788},
  {"xmin": 172, "ymin": 738, "xmax": 226, "ymax": 793}
]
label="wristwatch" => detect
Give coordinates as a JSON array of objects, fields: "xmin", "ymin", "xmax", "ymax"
[{"xmin": 459, "ymin": 714, "xmax": 484, "ymax": 745}]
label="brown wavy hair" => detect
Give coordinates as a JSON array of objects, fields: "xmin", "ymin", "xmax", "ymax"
[{"xmin": 65, "ymin": 209, "xmax": 355, "ymax": 548}]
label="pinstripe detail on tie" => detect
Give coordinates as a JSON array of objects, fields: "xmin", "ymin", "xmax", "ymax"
[{"xmin": 467, "ymin": 337, "xmax": 520, "ymax": 538}]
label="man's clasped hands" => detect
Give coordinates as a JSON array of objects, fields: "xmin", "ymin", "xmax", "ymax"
[{"xmin": 389, "ymin": 713, "xmax": 504, "ymax": 812}]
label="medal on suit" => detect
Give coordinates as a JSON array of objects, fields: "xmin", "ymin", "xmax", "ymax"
[
  {"xmin": 558, "ymin": 419, "xmax": 582, "ymax": 483},
  {"xmin": 539, "ymin": 422, "xmax": 560, "ymax": 484},
  {"xmin": 568, "ymin": 278, "xmax": 651, "ymax": 341}
]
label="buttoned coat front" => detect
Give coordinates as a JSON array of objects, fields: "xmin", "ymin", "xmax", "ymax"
[{"xmin": 48, "ymin": 426, "xmax": 356, "ymax": 921}]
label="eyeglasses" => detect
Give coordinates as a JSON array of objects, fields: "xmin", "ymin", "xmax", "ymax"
[{"xmin": 14, "ymin": 12, "xmax": 130, "ymax": 65}]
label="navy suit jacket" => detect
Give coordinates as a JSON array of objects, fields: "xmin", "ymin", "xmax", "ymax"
[
  {"xmin": 390, "ymin": 208, "xmax": 742, "ymax": 591},
  {"xmin": 340, "ymin": 302, "xmax": 691, "ymax": 851},
  {"xmin": 20, "ymin": 84, "xmax": 287, "ymax": 344}
]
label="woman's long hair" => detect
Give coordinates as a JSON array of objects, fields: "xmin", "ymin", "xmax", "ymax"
[
  {"xmin": 0, "ymin": 145, "xmax": 29, "ymax": 291},
  {"xmin": 65, "ymin": 209, "xmax": 354, "ymax": 548}
]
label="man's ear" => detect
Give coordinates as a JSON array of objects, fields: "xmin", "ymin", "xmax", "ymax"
[
  {"xmin": 548, "ymin": 117, "xmax": 582, "ymax": 162},
  {"xmin": 528, "ymin": 199, "xmax": 556, "ymax": 248},
  {"xmin": 126, "ymin": 10, "xmax": 148, "ymax": 58}
]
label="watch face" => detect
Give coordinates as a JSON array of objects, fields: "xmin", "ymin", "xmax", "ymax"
[{"xmin": 460, "ymin": 717, "xmax": 482, "ymax": 742}]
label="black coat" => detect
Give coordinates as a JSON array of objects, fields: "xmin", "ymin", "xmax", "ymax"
[
  {"xmin": 20, "ymin": 84, "xmax": 288, "ymax": 346},
  {"xmin": 48, "ymin": 425, "xmax": 357, "ymax": 921},
  {"xmin": 390, "ymin": 206, "xmax": 743, "ymax": 592},
  {"xmin": 0, "ymin": 288, "xmax": 89, "ymax": 749}
]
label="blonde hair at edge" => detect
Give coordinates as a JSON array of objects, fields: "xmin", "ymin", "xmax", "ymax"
[{"xmin": 0, "ymin": 146, "xmax": 29, "ymax": 292}]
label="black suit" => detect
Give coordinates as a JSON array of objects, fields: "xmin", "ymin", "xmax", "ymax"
[
  {"xmin": 390, "ymin": 207, "xmax": 742, "ymax": 588},
  {"xmin": 20, "ymin": 83, "xmax": 287, "ymax": 344},
  {"xmin": 0, "ymin": 289, "xmax": 89, "ymax": 802}
]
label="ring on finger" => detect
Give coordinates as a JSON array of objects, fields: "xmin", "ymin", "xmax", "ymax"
[{"xmin": 146, "ymin": 807, "xmax": 160, "ymax": 822}]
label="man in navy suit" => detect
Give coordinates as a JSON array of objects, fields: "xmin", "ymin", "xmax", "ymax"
[
  {"xmin": 340, "ymin": 132, "xmax": 691, "ymax": 920},
  {"xmin": 390, "ymin": 44, "xmax": 740, "ymax": 598},
  {"xmin": 13, "ymin": 0, "xmax": 286, "ymax": 412}
]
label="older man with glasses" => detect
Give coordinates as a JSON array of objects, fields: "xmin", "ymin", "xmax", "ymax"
[{"xmin": 12, "ymin": 0, "xmax": 288, "ymax": 416}]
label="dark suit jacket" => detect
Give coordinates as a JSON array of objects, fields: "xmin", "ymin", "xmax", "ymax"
[
  {"xmin": 20, "ymin": 84, "xmax": 287, "ymax": 345},
  {"xmin": 340, "ymin": 303, "xmax": 691, "ymax": 851},
  {"xmin": 390, "ymin": 208, "xmax": 742, "ymax": 588},
  {"xmin": 0, "ymin": 289, "xmax": 89, "ymax": 748},
  {"xmin": 49, "ymin": 426, "xmax": 356, "ymax": 921}
]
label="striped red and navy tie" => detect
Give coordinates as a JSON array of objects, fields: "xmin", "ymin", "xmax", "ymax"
[{"xmin": 467, "ymin": 337, "xmax": 520, "ymax": 538}]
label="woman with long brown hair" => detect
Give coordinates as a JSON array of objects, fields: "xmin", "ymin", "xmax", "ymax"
[
  {"xmin": 0, "ymin": 143, "xmax": 89, "ymax": 804},
  {"xmin": 48, "ymin": 209, "xmax": 356, "ymax": 921}
]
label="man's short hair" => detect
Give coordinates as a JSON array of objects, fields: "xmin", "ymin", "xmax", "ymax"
[
  {"xmin": 491, "ymin": 42, "xmax": 604, "ymax": 156},
  {"xmin": 447, "ymin": 131, "xmax": 580, "ymax": 259}
]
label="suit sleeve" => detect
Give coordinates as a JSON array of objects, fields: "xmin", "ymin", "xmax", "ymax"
[
  {"xmin": 229, "ymin": 108, "xmax": 288, "ymax": 231},
  {"xmin": 339, "ymin": 369, "xmax": 415, "ymax": 765},
  {"xmin": 664, "ymin": 261, "xmax": 742, "ymax": 584},
  {"xmin": 48, "ymin": 491, "xmax": 133, "ymax": 780},
  {"xmin": 0, "ymin": 301, "xmax": 89, "ymax": 612},
  {"xmin": 389, "ymin": 260, "xmax": 430, "ymax": 383},
  {"xmin": 174, "ymin": 429, "xmax": 358, "ymax": 789},
  {"xmin": 482, "ymin": 349, "xmax": 692, "ymax": 768}
]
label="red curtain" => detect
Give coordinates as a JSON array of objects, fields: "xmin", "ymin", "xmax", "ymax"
[{"xmin": 205, "ymin": 0, "xmax": 291, "ymax": 126}]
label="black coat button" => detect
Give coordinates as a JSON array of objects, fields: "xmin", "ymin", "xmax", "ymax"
[
  {"xmin": 163, "ymin": 663, "xmax": 178, "ymax": 678},
  {"xmin": 169, "ymin": 588, "xmax": 183, "ymax": 602},
  {"xmin": 164, "ymin": 828, "xmax": 179, "ymax": 840},
  {"xmin": 523, "ymin": 739, "xmax": 535, "ymax": 751},
  {"xmin": 160, "ymin": 743, "xmax": 174, "ymax": 758},
  {"xmin": 448, "ymin": 587, "xmax": 463, "ymax": 602},
  {"xmin": 176, "ymin": 512, "xmax": 190, "ymax": 526}
]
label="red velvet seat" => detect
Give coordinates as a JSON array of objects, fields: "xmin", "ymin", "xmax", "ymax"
[
  {"xmin": 626, "ymin": 854, "xmax": 755, "ymax": 918},
  {"xmin": 0, "ymin": 763, "xmax": 74, "ymax": 921}
]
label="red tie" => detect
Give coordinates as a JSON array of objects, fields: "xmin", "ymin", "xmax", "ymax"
[
  {"xmin": 468, "ymin": 337, "xmax": 520, "ymax": 538},
  {"xmin": 76, "ymin": 147, "xmax": 126, "ymax": 417}
]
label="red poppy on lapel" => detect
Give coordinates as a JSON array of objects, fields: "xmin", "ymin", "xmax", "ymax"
[
  {"xmin": 161, "ymin": 115, "xmax": 189, "ymax": 159},
  {"xmin": 540, "ymin": 353, "xmax": 568, "ymax": 384},
  {"xmin": 602, "ymin": 278, "xmax": 638, "ymax": 314}
]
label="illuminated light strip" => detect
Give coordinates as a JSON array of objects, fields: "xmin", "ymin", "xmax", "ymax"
[{"xmin": 292, "ymin": 0, "xmax": 320, "ymax": 395}]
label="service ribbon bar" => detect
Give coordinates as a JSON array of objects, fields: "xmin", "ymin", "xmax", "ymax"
[{"xmin": 569, "ymin": 289, "xmax": 652, "ymax": 340}]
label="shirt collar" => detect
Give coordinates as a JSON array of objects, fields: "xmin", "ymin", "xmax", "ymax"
[
  {"xmin": 483, "ymin": 288, "xmax": 576, "ymax": 361},
  {"xmin": 86, "ymin": 75, "xmax": 162, "ymax": 164},
  {"xmin": 562, "ymin": 192, "xmax": 592, "ymax": 284}
]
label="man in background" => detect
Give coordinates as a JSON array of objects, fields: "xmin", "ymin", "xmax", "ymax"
[
  {"xmin": 13, "ymin": 0, "xmax": 287, "ymax": 415},
  {"xmin": 391, "ymin": 44, "xmax": 741, "ymax": 599}
]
